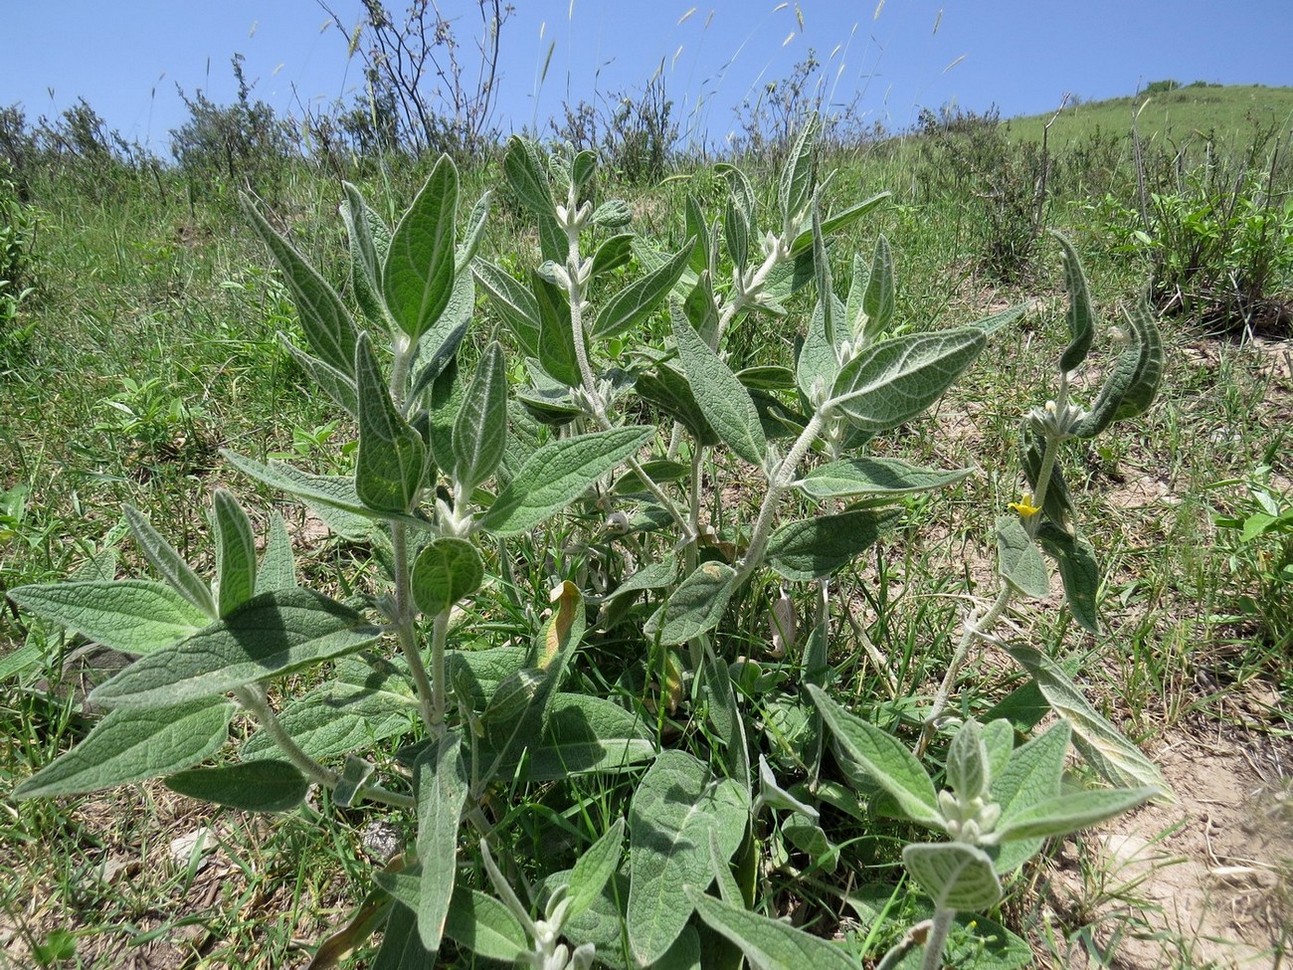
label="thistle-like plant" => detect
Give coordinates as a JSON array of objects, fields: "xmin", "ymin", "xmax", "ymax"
[{"xmin": 9, "ymin": 118, "xmax": 1166, "ymax": 968}]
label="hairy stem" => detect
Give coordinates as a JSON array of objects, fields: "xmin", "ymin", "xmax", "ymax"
[
  {"xmin": 390, "ymin": 522, "xmax": 438, "ymax": 734},
  {"xmin": 920, "ymin": 907, "xmax": 957, "ymax": 970},
  {"xmin": 234, "ymin": 685, "xmax": 414, "ymax": 810}
]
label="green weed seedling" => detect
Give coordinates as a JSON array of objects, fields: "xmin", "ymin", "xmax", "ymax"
[{"xmin": 10, "ymin": 118, "xmax": 1166, "ymax": 969}]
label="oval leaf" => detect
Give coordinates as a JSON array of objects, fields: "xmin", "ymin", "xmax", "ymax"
[{"xmin": 165, "ymin": 759, "xmax": 308, "ymax": 812}]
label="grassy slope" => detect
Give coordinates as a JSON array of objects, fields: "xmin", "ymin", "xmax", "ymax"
[{"xmin": 1004, "ymin": 83, "xmax": 1293, "ymax": 151}]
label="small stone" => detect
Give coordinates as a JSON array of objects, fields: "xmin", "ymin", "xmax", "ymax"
[
  {"xmin": 361, "ymin": 820, "xmax": 404, "ymax": 862},
  {"xmin": 169, "ymin": 827, "xmax": 216, "ymax": 868}
]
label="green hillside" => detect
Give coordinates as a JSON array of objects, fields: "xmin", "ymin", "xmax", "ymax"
[{"xmin": 1004, "ymin": 82, "xmax": 1293, "ymax": 151}]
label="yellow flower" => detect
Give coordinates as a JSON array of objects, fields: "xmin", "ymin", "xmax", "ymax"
[{"xmin": 1009, "ymin": 492, "xmax": 1042, "ymax": 518}]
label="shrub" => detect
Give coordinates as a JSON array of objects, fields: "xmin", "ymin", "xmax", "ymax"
[{"xmin": 9, "ymin": 121, "xmax": 1167, "ymax": 969}]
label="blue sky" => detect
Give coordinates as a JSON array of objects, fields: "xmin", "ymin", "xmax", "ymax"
[{"xmin": 2, "ymin": 1, "xmax": 1291, "ymax": 154}]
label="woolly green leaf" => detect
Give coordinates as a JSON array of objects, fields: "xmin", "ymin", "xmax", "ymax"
[
  {"xmin": 244, "ymin": 195, "xmax": 359, "ymax": 377},
  {"xmin": 828, "ymin": 328, "xmax": 986, "ymax": 432},
  {"xmin": 124, "ymin": 505, "xmax": 216, "ymax": 618},
  {"xmin": 411, "ymin": 538, "xmax": 484, "ymax": 616},
  {"xmin": 356, "ymin": 333, "xmax": 428, "ymax": 514},
  {"xmin": 787, "ymin": 191, "xmax": 891, "ymax": 255},
  {"xmin": 1071, "ymin": 298, "xmax": 1164, "ymax": 438},
  {"xmin": 1037, "ymin": 523, "xmax": 1100, "ymax": 633},
  {"xmin": 89, "ymin": 589, "xmax": 380, "ymax": 709},
  {"xmin": 779, "ymin": 114, "xmax": 819, "ymax": 231},
  {"xmin": 257, "ymin": 510, "xmax": 298, "ymax": 594},
  {"xmin": 628, "ymin": 750, "xmax": 749, "ymax": 967},
  {"xmin": 451, "ymin": 341, "xmax": 508, "ymax": 493},
  {"xmin": 521, "ymin": 693, "xmax": 655, "ymax": 781},
  {"xmin": 859, "ymin": 235, "xmax": 896, "ymax": 344},
  {"xmin": 375, "ymin": 904, "xmax": 436, "ymax": 970},
  {"xmin": 690, "ymin": 891, "xmax": 857, "ymax": 970},
  {"xmin": 534, "ymin": 270, "xmax": 582, "ymax": 387},
  {"xmin": 595, "ymin": 241, "xmax": 693, "ymax": 340},
  {"xmin": 456, "ymin": 190, "xmax": 491, "ymax": 272},
  {"xmin": 9, "ymin": 580, "xmax": 210, "ymax": 656},
  {"xmin": 221, "ymin": 451, "xmax": 424, "ymax": 534},
  {"xmin": 1020, "ymin": 424, "xmax": 1076, "ymax": 536},
  {"xmin": 277, "ymin": 337, "xmax": 358, "ymax": 417},
  {"xmin": 241, "ymin": 681, "xmax": 416, "ymax": 762},
  {"xmin": 473, "ymin": 259, "xmax": 540, "ymax": 357},
  {"xmin": 414, "ymin": 730, "xmax": 468, "ymax": 952},
  {"xmin": 998, "ymin": 786, "xmax": 1158, "ymax": 842},
  {"xmin": 807, "ymin": 684, "xmax": 943, "ymax": 828},
  {"xmin": 590, "ymin": 232, "xmax": 635, "ymax": 279},
  {"xmin": 982, "ymin": 718, "xmax": 1015, "ymax": 787},
  {"xmin": 409, "ymin": 268, "xmax": 475, "ymax": 402},
  {"xmin": 671, "ymin": 307, "xmax": 765, "ymax": 464},
  {"xmin": 567, "ymin": 817, "xmax": 626, "ymax": 921},
  {"xmin": 384, "ymin": 155, "xmax": 458, "ymax": 342},
  {"xmin": 684, "ymin": 194, "xmax": 710, "ymax": 274},
  {"xmin": 12, "ymin": 698, "xmax": 233, "ymax": 799},
  {"xmin": 443, "ymin": 886, "xmax": 528, "ymax": 962},
  {"xmin": 1054, "ymin": 232, "xmax": 1096, "ymax": 373},
  {"xmin": 649, "ymin": 561, "xmax": 738, "ymax": 646},
  {"xmin": 767, "ymin": 508, "xmax": 899, "ymax": 581},
  {"xmin": 503, "ymin": 136, "xmax": 553, "ymax": 216},
  {"xmin": 1004, "ymin": 644, "xmax": 1172, "ymax": 798},
  {"xmin": 902, "ymin": 842, "xmax": 1003, "ymax": 910},
  {"xmin": 995, "ymin": 516, "xmax": 1050, "ymax": 598},
  {"xmin": 635, "ymin": 364, "xmax": 720, "ymax": 447},
  {"xmin": 479, "ymin": 427, "xmax": 653, "ymax": 535},
  {"xmin": 799, "ymin": 457, "xmax": 971, "ymax": 501},
  {"xmin": 947, "ymin": 720, "xmax": 989, "ymax": 801},
  {"xmin": 340, "ymin": 181, "xmax": 388, "ymax": 328},
  {"xmin": 165, "ymin": 759, "xmax": 308, "ymax": 813},
  {"xmin": 796, "ymin": 290, "xmax": 845, "ymax": 403},
  {"xmin": 213, "ymin": 489, "xmax": 257, "ymax": 617}
]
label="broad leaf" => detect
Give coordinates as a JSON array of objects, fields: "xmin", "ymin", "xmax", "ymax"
[
  {"xmin": 474, "ymin": 259, "xmax": 541, "ymax": 357},
  {"xmin": 9, "ymin": 580, "xmax": 210, "ymax": 656},
  {"xmin": 521, "ymin": 693, "xmax": 655, "ymax": 781},
  {"xmin": 89, "ymin": 589, "xmax": 381, "ymax": 709},
  {"xmin": 778, "ymin": 114, "xmax": 819, "ymax": 231},
  {"xmin": 451, "ymin": 341, "xmax": 508, "ymax": 493},
  {"xmin": 443, "ymin": 885, "xmax": 528, "ymax": 962},
  {"xmin": 478, "ymin": 427, "xmax": 653, "ymax": 535},
  {"xmin": 1037, "ymin": 523, "xmax": 1100, "ymax": 633},
  {"xmin": 1071, "ymin": 297, "xmax": 1164, "ymax": 438},
  {"xmin": 244, "ymin": 196, "xmax": 359, "ymax": 377},
  {"xmin": 356, "ymin": 333, "xmax": 428, "ymax": 515},
  {"xmin": 503, "ymin": 136, "xmax": 553, "ymax": 216},
  {"xmin": 767, "ymin": 508, "xmax": 898, "ymax": 581},
  {"xmin": 902, "ymin": 842, "xmax": 1003, "ymax": 910},
  {"xmin": 946, "ymin": 720, "xmax": 989, "ymax": 801},
  {"xmin": 671, "ymin": 308, "xmax": 765, "ymax": 464},
  {"xmin": 798, "ymin": 457, "xmax": 971, "ymax": 501},
  {"xmin": 374, "ymin": 903, "xmax": 436, "ymax": 970},
  {"xmin": 1055, "ymin": 232, "xmax": 1096, "ymax": 372},
  {"xmin": 996, "ymin": 786, "xmax": 1158, "ymax": 842},
  {"xmin": 1004, "ymin": 644, "xmax": 1171, "ymax": 797},
  {"xmin": 241, "ymin": 681, "xmax": 416, "ymax": 762},
  {"xmin": 806, "ymin": 685, "xmax": 943, "ymax": 828},
  {"xmin": 534, "ymin": 271, "xmax": 582, "ymax": 388},
  {"xmin": 787, "ymin": 191, "xmax": 891, "ymax": 256},
  {"xmin": 628, "ymin": 750, "xmax": 750, "ymax": 967},
  {"xmin": 165, "ymin": 759, "xmax": 308, "ymax": 812},
  {"xmin": 649, "ymin": 562, "xmax": 738, "ymax": 645},
  {"xmin": 567, "ymin": 817, "xmax": 626, "ymax": 921},
  {"xmin": 595, "ymin": 241, "xmax": 694, "ymax": 339},
  {"xmin": 858, "ymin": 235, "xmax": 896, "ymax": 344},
  {"xmin": 340, "ymin": 181, "xmax": 388, "ymax": 328},
  {"xmin": 635, "ymin": 364, "xmax": 720, "ymax": 447},
  {"xmin": 124, "ymin": 505, "xmax": 216, "ymax": 618},
  {"xmin": 414, "ymin": 731, "xmax": 468, "ymax": 952},
  {"xmin": 257, "ymin": 510, "xmax": 298, "ymax": 594},
  {"xmin": 213, "ymin": 489, "xmax": 257, "ymax": 617},
  {"xmin": 691, "ymin": 891, "xmax": 857, "ymax": 970},
  {"xmin": 828, "ymin": 328, "xmax": 986, "ymax": 432},
  {"xmin": 384, "ymin": 155, "xmax": 458, "ymax": 342},
  {"xmin": 411, "ymin": 538, "xmax": 484, "ymax": 616},
  {"xmin": 12, "ymin": 698, "xmax": 233, "ymax": 799},
  {"xmin": 995, "ymin": 516, "xmax": 1049, "ymax": 598},
  {"xmin": 222, "ymin": 451, "xmax": 424, "ymax": 534}
]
